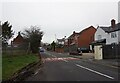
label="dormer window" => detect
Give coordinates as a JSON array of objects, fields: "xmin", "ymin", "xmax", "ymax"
[{"xmin": 111, "ymin": 32, "xmax": 117, "ymax": 38}]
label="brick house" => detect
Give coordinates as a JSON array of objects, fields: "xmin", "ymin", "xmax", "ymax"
[
  {"xmin": 65, "ymin": 26, "xmax": 96, "ymax": 53},
  {"xmin": 68, "ymin": 31, "xmax": 80, "ymax": 46},
  {"xmin": 11, "ymin": 32, "xmax": 26, "ymax": 47},
  {"xmin": 77, "ymin": 26, "xmax": 96, "ymax": 52},
  {"xmin": 55, "ymin": 38, "xmax": 65, "ymax": 53},
  {"xmin": 64, "ymin": 31, "xmax": 80, "ymax": 53}
]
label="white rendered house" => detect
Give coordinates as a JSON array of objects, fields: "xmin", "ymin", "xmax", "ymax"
[
  {"xmin": 95, "ymin": 19, "xmax": 120, "ymax": 45},
  {"xmin": 93, "ymin": 19, "xmax": 120, "ymax": 60}
]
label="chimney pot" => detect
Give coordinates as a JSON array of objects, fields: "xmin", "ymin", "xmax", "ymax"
[
  {"xmin": 73, "ymin": 31, "xmax": 75, "ymax": 34},
  {"xmin": 111, "ymin": 19, "xmax": 115, "ymax": 28}
]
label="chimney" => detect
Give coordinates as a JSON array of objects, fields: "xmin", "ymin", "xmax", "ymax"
[
  {"xmin": 111, "ymin": 19, "xmax": 116, "ymax": 28},
  {"xmin": 73, "ymin": 31, "xmax": 76, "ymax": 34},
  {"xmin": 18, "ymin": 32, "xmax": 20, "ymax": 35}
]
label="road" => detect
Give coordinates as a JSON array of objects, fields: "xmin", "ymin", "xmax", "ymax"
[{"xmin": 25, "ymin": 51, "xmax": 119, "ymax": 81}]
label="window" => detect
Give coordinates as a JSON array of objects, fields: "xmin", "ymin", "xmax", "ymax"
[
  {"xmin": 111, "ymin": 32, "xmax": 117, "ymax": 38},
  {"xmin": 98, "ymin": 35, "xmax": 102, "ymax": 40}
]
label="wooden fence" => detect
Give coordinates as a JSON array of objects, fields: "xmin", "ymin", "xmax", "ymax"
[
  {"xmin": 102, "ymin": 44, "xmax": 120, "ymax": 59},
  {"xmin": 2, "ymin": 45, "xmax": 29, "ymax": 56}
]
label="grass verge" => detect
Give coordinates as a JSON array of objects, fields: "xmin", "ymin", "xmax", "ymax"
[{"xmin": 2, "ymin": 54, "xmax": 39, "ymax": 80}]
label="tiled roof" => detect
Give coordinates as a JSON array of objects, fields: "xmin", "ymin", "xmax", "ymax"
[
  {"xmin": 57, "ymin": 38, "xmax": 65, "ymax": 42},
  {"xmin": 67, "ymin": 26, "xmax": 96, "ymax": 39},
  {"xmin": 68, "ymin": 32, "xmax": 79, "ymax": 39},
  {"xmin": 100, "ymin": 23, "xmax": 120, "ymax": 33},
  {"xmin": 79, "ymin": 26, "xmax": 96, "ymax": 35}
]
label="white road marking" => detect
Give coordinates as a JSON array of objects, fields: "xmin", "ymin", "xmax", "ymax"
[
  {"xmin": 75, "ymin": 64, "xmax": 114, "ymax": 80},
  {"xmin": 51, "ymin": 54, "xmax": 57, "ymax": 58},
  {"xmin": 34, "ymin": 71, "xmax": 39, "ymax": 75},
  {"xmin": 62, "ymin": 59, "xmax": 68, "ymax": 62},
  {"xmin": 34, "ymin": 68, "xmax": 42, "ymax": 75}
]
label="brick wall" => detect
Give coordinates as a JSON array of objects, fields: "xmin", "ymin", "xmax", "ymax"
[
  {"xmin": 78, "ymin": 26, "xmax": 96, "ymax": 48},
  {"xmin": 12, "ymin": 33, "xmax": 25, "ymax": 46},
  {"xmin": 55, "ymin": 48, "xmax": 64, "ymax": 53}
]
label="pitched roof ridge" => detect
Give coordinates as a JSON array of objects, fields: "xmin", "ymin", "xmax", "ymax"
[{"xmin": 79, "ymin": 26, "xmax": 96, "ymax": 34}]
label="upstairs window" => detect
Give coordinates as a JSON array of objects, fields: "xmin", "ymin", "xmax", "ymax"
[
  {"xmin": 98, "ymin": 35, "xmax": 102, "ymax": 40},
  {"xmin": 111, "ymin": 32, "xmax": 117, "ymax": 38}
]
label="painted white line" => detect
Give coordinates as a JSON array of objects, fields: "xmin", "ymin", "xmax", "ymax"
[
  {"xmin": 75, "ymin": 64, "xmax": 114, "ymax": 80},
  {"xmin": 51, "ymin": 55, "xmax": 57, "ymax": 58},
  {"xmin": 34, "ymin": 71, "xmax": 39, "ymax": 75},
  {"xmin": 34, "ymin": 68, "xmax": 42, "ymax": 75},
  {"xmin": 62, "ymin": 60, "xmax": 68, "ymax": 62}
]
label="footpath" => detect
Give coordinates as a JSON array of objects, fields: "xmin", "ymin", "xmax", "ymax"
[{"xmin": 67, "ymin": 53, "xmax": 120, "ymax": 69}]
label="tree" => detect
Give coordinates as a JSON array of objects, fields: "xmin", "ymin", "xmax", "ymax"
[
  {"xmin": 22, "ymin": 26, "xmax": 43, "ymax": 53},
  {"xmin": 51, "ymin": 41, "xmax": 56, "ymax": 51},
  {"xmin": 1, "ymin": 21, "xmax": 14, "ymax": 47}
]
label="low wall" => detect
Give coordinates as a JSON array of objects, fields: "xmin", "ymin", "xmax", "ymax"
[{"xmin": 55, "ymin": 48, "xmax": 64, "ymax": 53}]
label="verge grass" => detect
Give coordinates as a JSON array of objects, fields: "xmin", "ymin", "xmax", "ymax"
[{"xmin": 2, "ymin": 54, "xmax": 39, "ymax": 80}]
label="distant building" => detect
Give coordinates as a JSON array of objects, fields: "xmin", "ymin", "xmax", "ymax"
[
  {"xmin": 57, "ymin": 38, "xmax": 65, "ymax": 45},
  {"xmin": 68, "ymin": 31, "xmax": 80, "ymax": 46},
  {"xmin": 55, "ymin": 37, "xmax": 66, "ymax": 53},
  {"xmin": 11, "ymin": 32, "xmax": 26, "ymax": 47}
]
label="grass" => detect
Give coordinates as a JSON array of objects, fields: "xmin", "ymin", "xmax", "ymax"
[{"xmin": 2, "ymin": 54, "xmax": 39, "ymax": 80}]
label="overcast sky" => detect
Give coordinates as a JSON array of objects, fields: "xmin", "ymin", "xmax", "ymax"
[{"xmin": 1, "ymin": 0, "xmax": 119, "ymax": 44}]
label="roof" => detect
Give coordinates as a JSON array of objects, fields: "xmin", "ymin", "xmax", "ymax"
[
  {"xmin": 57, "ymin": 38, "xmax": 65, "ymax": 42},
  {"xmin": 79, "ymin": 26, "xmax": 96, "ymax": 35},
  {"xmin": 68, "ymin": 32, "xmax": 79, "ymax": 39},
  {"xmin": 100, "ymin": 23, "xmax": 120, "ymax": 33},
  {"xmin": 68, "ymin": 26, "xmax": 96, "ymax": 39},
  {"xmin": 12, "ymin": 32, "xmax": 25, "ymax": 43},
  {"xmin": 90, "ymin": 39, "xmax": 106, "ymax": 45}
]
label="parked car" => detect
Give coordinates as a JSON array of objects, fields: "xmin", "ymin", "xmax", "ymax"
[
  {"xmin": 79, "ymin": 47, "xmax": 90, "ymax": 53},
  {"xmin": 69, "ymin": 48, "xmax": 82, "ymax": 55},
  {"xmin": 39, "ymin": 47, "xmax": 45, "ymax": 52},
  {"xmin": 77, "ymin": 48, "xmax": 82, "ymax": 54}
]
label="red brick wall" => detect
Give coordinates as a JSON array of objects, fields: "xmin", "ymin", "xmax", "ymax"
[
  {"xmin": 55, "ymin": 48, "xmax": 64, "ymax": 53},
  {"xmin": 12, "ymin": 35, "xmax": 25, "ymax": 45},
  {"xmin": 68, "ymin": 34, "xmax": 79, "ymax": 45},
  {"xmin": 78, "ymin": 26, "xmax": 96, "ymax": 48}
]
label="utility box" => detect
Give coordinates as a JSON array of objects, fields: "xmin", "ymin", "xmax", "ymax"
[{"xmin": 94, "ymin": 45, "xmax": 103, "ymax": 60}]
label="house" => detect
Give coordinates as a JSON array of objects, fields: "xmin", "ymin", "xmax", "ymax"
[
  {"xmin": 57, "ymin": 38, "xmax": 65, "ymax": 45},
  {"xmin": 68, "ymin": 31, "xmax": 80, "ymax": 46},
  {"xmin": 66, "ymin": 31, "xmax": 80, "ymax": 53},
  {"xmin": 55, "ymin": 38, "xmax": 66, "ymax": 53},
  {"xmin": 93, "ymin": 19, "xmax": 120, "ymax": 59},
  {"xmin": 65, "ymin": 26, "xmax": 96, "ymax": 53},
  {"xmin": 77, "ymin": 26, "xmax": 96, "ymax": 52},
  {"xmin": 11, "ymin": 32, "xmax": 26, "ymax": 47},
  {"xmin": 95, "ymin": 19, "xmax": 120, "ymax": 45}
]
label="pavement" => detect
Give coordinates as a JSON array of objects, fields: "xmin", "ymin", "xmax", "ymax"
[
  {"xmin": 66, "ymin": 52, "xmax": 120, "ymax": 69},
  {"xmin": 91, "ymin": 59, "xmax": 120, "ymax": 69}
]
